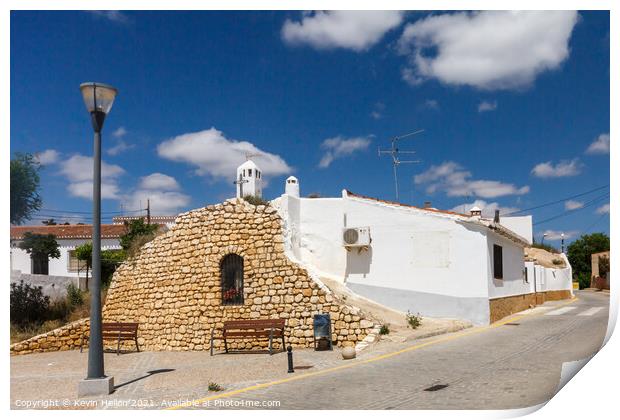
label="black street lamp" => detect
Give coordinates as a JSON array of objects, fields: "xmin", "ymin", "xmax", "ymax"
[{"xmin": 77, "ymin": 82, "xmax": 118, "ymax": 397}]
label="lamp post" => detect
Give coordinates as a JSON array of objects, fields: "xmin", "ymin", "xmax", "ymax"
[
  {"xmin": 561, "ymin": 232, "xmax": 565, "ymax": 254},
  {"xmin": 77, "ymin": 82, "xmax": 118, "ymax": 397},
  {"xmin": 541, "ymin": 233, "xmax": 548, "ymax": 246}
]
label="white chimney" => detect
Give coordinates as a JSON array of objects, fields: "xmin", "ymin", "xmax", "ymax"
[
  {"xmin": 469, "ymin": 206, "xmax": 482, "ymax": 218},
  {"xmin": 285, "ymin": 176, "xmax": 299, "ymax": 198}
]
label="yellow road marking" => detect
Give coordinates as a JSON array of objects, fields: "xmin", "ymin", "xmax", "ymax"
[{"xmin": 166, "ymin": 296, "xmax": 579, "ymax": 409}]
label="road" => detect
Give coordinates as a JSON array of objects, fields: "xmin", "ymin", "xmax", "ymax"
[{"xmin": 191, "ymin": 291, "xmax": 609, "ymax": 410}]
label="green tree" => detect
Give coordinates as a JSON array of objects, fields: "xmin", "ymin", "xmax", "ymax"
[
  {"xmin": 18, "ymin": 232, "xmax": 60, "ymax": 274},
  {"xmin": 101, "ymin": 248, "xmax": 126, "ymax": 287},
  {"xmin": 120, "ymin": 218, "xmax": 159, "ymax": 251},
  {"xmin": 74, "ymin": 242, "xmax": 93, "ymax": 285},
  {"xmin": 567, "ymin": 233, "xmax": 610, "ymax": 289},
  {"xmin": 11, "ymin": 153, "xmax": 42, "ymax": 225}
]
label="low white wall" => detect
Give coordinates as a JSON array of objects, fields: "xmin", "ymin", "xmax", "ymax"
[{"xmin": 524, "ymin": 256, "xmax": 573, "ymax": 295}]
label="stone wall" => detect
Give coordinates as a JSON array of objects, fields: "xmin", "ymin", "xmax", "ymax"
[
  {"xmin": 101, "ymin": 198, "xmax": 375, "ymax": 352},
  {"xmin": 489, "ymin": 290, "xmax": 573, "ymax": 323},
  {"xmin": 10, "ymin": 319, "xmax": 89, "ymax": 355},
  {"xmin": 489, "ymin": 293, "xmax": 536, "ymax": 324}
]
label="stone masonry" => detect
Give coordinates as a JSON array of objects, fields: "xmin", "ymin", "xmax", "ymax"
[{"xmin": 12, "ymin": 199, "xmax": 376, "ymax": 355}]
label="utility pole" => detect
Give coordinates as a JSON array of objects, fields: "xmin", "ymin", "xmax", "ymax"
[
  {"xmin": 378, "ymin": 130, "xmax": 424, "ymax": 201},
  {"xmin": 146, "ymin": 199, "xmax": 151, "ymax": 225}
]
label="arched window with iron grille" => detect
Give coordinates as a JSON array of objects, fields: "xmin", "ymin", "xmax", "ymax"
[{"xmin": 221, "ymin": 254, "xmax": 244, "ymax": 305}]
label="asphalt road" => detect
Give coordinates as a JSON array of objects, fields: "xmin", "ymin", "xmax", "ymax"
[{"xmin": 199, "ymin": 291, "xmax": 609, "ymax": 410}]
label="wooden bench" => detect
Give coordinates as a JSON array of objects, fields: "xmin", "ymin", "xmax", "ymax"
[
  {"xmin": 210, "ymin": 319, "xmax": 286, "ymax": 356},
  {"xmin": 81, "ymin": 322, "xmax": 140, "ymax": 355}
]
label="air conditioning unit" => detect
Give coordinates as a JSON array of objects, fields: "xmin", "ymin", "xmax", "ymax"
[{"xmin": 342, "ymin": 227, "xmax": 371, "ymax": 248}]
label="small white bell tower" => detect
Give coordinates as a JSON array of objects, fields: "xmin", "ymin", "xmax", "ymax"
[
  {"xmin": 235, "ymin": 159, "xmax": 262, "ymax": 198},
  {"xmin": 285, "ymin": 176, "xmax": 300, "ymax": 197}
]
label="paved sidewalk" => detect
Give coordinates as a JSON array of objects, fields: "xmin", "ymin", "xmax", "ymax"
[{"xmin": 10, "ymin": 314, "xmax": 469, "ymax": 409}]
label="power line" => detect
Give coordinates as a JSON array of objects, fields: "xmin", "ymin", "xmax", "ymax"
[
  {"xmin": 533, "ymin": 193, "xmax": 609, "ymax": 226},
  {"xmin": 583, "ymin": 212, "xmax": 610, "ymax": 233},
  {"xmin": 504, "ymin": 184, "xmax": 609, "ymax": 216},
  {"xmin": 39, "ymin": 208, "xmax": 146, "ymax": 215}
]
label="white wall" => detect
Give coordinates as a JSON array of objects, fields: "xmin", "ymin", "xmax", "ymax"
[
  {"xmin": 500, "ymin": 216, "xmax": 533, "ymax": 245},
  {"xmin": 524, "ymin": 256, "xmax": 573, "ymax": 296},
  {"xmin": 10, "ymin": 238, "xmax": 121, "ymax": 277},
  {"xmin": 486, "ymin": 231, "xmax": 530, "ymax": 299},
  {"xmin": 275, "ymin": 194, "xmax": 347, "ymax": 280}
]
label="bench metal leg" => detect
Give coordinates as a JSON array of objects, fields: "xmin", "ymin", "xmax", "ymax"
[
  {"xmin": 135, "ymin": 336, "xmax": 140, "ymax": 353},
  {"xmin": 117, "ymin": 334, "xmax": 121, "ymax": 356},
  {"xmin": 268, "ymin": 328, "xmax": 274, "ymax": 355},
  {"xmin": 281, "ymin": 334, "xmax": 286, "ymax": 353},
  {"xmin": 224, "ymin": 337, "xmax": 228, "ymax": 354}
]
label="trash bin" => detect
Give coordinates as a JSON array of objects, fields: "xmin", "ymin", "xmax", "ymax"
[{"xmin": 313, "ymin": 313, "xmax": 333, "ymax": 351}]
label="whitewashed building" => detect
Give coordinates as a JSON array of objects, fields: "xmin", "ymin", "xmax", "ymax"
[
  {"xmin": 267, "ymin": 164, "xmax": 573, "ymax": 325},
  {"xmin": 10, "ymin": 224, "xmax": 126, "ymax": 278}
]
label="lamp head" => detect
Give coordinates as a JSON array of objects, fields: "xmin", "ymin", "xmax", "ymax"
[{"xmin": 80, "ymin": 82, "xmax": 118, "ymax": 132}]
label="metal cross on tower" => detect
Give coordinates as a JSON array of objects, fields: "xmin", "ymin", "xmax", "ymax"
[
  {"xmin": 378, "ymin": 129, "xmax": 424, "ymax": 201},
  {"xmin": 233, "ymin": 173, "xmax": 249, "ymax": 197}
]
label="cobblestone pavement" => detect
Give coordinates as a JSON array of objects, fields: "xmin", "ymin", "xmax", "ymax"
[{"xmin": 183, "ymin": 291, "xmax": 609, "ymax": 410}]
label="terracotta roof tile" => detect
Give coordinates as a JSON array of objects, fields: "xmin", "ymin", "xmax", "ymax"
[
  {"xmin": 344, "ymin": 190, "xmax": 470, "ymax": 217},
  {"xmin": 10, "ymin": 224, "xmax": 127, "ymax": 240}
]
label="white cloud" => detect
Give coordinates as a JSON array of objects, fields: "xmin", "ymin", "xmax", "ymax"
[
  {"xmin": 157, "ymin": 127, "xmax": 292, "ymax": 180},
  {"xmin": 370, "ymin": 102, "xmax": 385, "ymax": 120},
  {"xmin": 586, "ymin": 133, "xmax": 610, "ymax": 154},
  {"xmin": 67, "ymin": 181, "xmax": 121, "ymax": 200},
  {"xmin": 531, "ymin": 159, "xmax": 582, "ymax": 178},
  {"xmin": 414, "ymin": 161, "xmax": 530, "ymax": 198},
  {"xmin": 139, "ymin": 173, "xmax": 180, "ymax": 191},
  {"xmin": 107, "ymin": 140, "xmax": 135, "ymax": 156},
  {"xmin": 424, "ymin": 99, "xmax": 439, "ymax": 110},
  {"xmin": 318, "ymin": 135, "xmax": 372, "ymax": 168},
  {"xmin": 112, "ymin": 127, "xmax": 127, "ymax": 138},
  {"xmin": 596, "ymin": 203, "xmax": 610, "ymax": 214},
  {"xmin": 35, "ymin": 149, "xmax": 60, "ymax": 165},
  {"xmin": 282, "ymin": 11, "xmax": 404, "ymax": 51},
  {"xmin": 59, "ymin": 154, "xmax": 125, "ymax": 199},
  {"xmin": 123, "ymin": 189, "xmax": 190, "ymax": 216},
  {"xmin": 398, "ymin": 11, "xmax": 578, "ymax": 90},
  {"xmin": 88, "ymin": 11, "xmax": 130, "ymax": 24},
  {"xmin": 542, "ymin": 230, "xmax": 578, "ymax": 241},
  {"xmin": 450, "ymin": 199, "xmax": 519, "ymax": 218},
  {"xmin": 478, "ymin": 100, "xmax": 497, "ymax": 112},
  {"xmin": 564, "ymin": 200, "xmax": 584, "ymax": 210}
]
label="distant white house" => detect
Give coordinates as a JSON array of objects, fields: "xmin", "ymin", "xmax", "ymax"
[{"xmin": 10, "ymin": 224, "xmax": 126, "ymax": 278}]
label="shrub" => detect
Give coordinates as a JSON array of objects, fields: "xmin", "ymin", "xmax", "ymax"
[
  {"xmin": 406, "ymin": 311, "xmax": 422, "ymax": 329},
  {"xmin": 599, "ymin": 255, "xmax": 610, "ymax": 279},
  {"xmin": 208, "ymin": 382, "xmax": 223, "ymax": 392},
  {"xmin": 379, "ymin": 324, "xmax": 390, "ymax": 335},
  {"xmin": 66, "ymin": 283, "xmax": 84, "ymax": 308},
  {"xmin": 577, "ymin": 272, "xmax": 591, "ymax": 290},
  {"xmin": 307, "ymin": 193, "xmax": 321, "ymax": 198},
  {"xmin": 552, "ymin": 258, "xmax": 564, "ymax": 266},
  {"xmin": 10, "ymin": 281, "xmax": 50, "ymax": 328},
  {"xmin": 243, "ymin": 195, "xmax": 270, "ymax": 206}
]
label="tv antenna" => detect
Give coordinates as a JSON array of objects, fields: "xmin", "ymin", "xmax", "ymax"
[
  {"xmin": 245, "ymin": 152, "xmax": 261, "ymax": 161},
  {"xmin": 378, "ymin": 129, "xmax": 424, "ymax": 201}
]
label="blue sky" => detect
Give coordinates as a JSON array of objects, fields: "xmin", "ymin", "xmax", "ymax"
[{"xmin": 10, "ymin": 10, "xmax": 609, "ymax": 244}]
